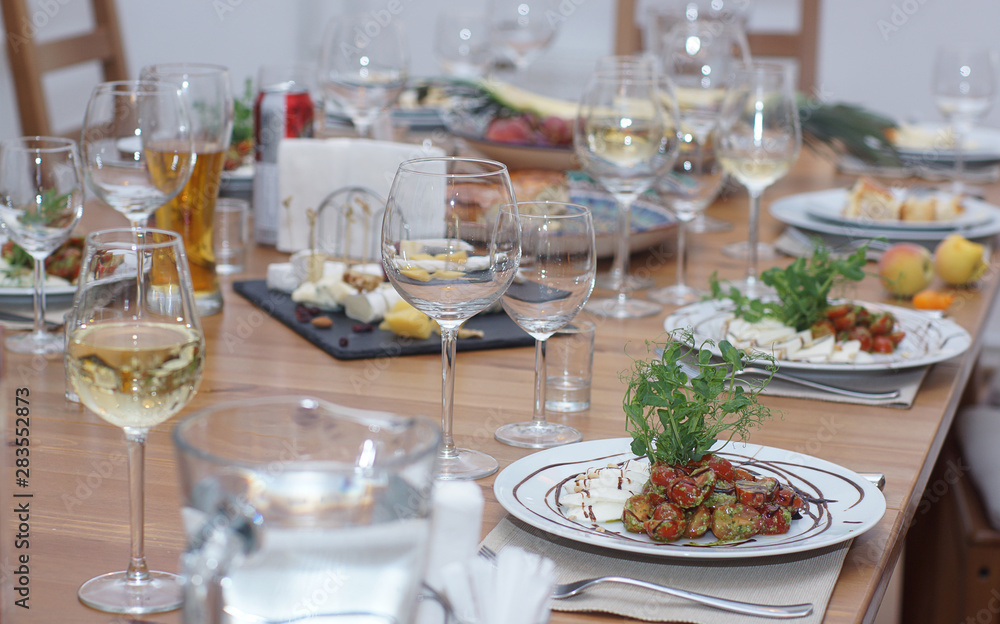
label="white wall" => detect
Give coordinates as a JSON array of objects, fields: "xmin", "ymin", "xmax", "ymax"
[{"xmin": 3, "ymin": 0, "xmax": 1000, "ymax": 139}]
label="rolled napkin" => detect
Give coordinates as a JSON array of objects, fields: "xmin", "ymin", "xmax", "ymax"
[
  {"xmin": 276, "ymin": 138, "xmax": 446, "ymax": 254},
  {"xmin": 440, "ymin": 548, "xmax": 554, "ymax": 624}
]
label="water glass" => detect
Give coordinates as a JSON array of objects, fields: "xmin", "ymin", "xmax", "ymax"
[
  {"xmin": 545, "ymin": 319, "xmax": 595, "ymax": 413},
  {"xmin": 174, "ymin": 396, "xmax": 441, "ymax": 624},
  {"xmin": 213, "ymin": 197, "xmax": 248, "ymax": 274}
]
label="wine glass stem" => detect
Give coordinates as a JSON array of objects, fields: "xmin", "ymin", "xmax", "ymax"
[
  {"xmin": 675, "ymin": 218, "xmax": 689, "ymax": 291},
  {"xmin": 612, "ymin": 196, "xmax": 634, "ymax": 300},
  {"xmin": 531, "ymin": 337, "xmax": 548, "ymax": 425},
  {"xmin": 124, "ymin": 427, "xmax": 151, "ymax": 583},
  {"xmin": 746, "ymin": 189, "xmax": 763, "ymax": 289},
  {"xmin": 439, "ymin": 323, "xmax": 460, "ymax": 459},
  {"xmin": 953, "ymin": 121, "xmax": 968, "ymax": 194},
  {"xmin": 30, "ymin": 254, "xmax": 48, "ymax": 338}
]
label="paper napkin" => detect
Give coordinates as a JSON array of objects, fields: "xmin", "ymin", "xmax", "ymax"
[{"xmin": 276, "ymin": 138, "xmax": 445, "ymax": 254}]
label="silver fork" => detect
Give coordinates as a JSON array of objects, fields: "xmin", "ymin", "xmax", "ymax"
[
  {"xmin": 677, "ymin": 359, "xmax": 901, "ymax": 401},
  {"xmin": 477, "ymin": 546, "xmax": 812, "ymax": 619}
]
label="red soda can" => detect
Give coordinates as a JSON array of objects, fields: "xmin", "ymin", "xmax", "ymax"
[{"xmin": 252, "ymin": 81, "xmax": 314, "ymax": 245}]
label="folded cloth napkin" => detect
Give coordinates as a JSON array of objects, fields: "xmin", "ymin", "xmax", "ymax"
[
  {"xmin": 758, "ymin": 365, "xmax": 928, "ymax": 408},
  {"xmin": 276, "ymin": 138, "xmax": 445, "ymax": 254},
  {"xmin": 483, "ymin": 516, "xmax": 849, "ymax": 624}
]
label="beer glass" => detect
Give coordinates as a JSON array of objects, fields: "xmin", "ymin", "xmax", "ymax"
[{"xmin": 140, "ymin": 63, "xmax": 234, "ymax": 316}]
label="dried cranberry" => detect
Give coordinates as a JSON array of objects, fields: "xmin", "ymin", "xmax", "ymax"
[
  {"xmin": 294, "ymin": 304, "xmax": 314, "ymax": 323},
  {"xmin": 351, "ymin": 322, "xmax": 374, "ymax": 333},
  {"xmin": 338, "ymin": 337, "xmax": 349, "ymax": 347}
]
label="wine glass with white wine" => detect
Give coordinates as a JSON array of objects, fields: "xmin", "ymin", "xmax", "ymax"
[
  {"xmin": 66, "ymin": 228, "xmax": 204, "ymax": 614},
  {"xmin": 932, "ymin": 45, "xmax": 998, "ymax": 193},
  {"xmin": 717, "ymin": 62, "xmax": 801, "ymax": 297},
  {"xmin": 574, "ymin": 55, "xmax": 680, "ymax": 318}
]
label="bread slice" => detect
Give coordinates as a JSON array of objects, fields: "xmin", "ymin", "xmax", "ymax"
[{"xmin": 844, "ymin": 177, "xmax": 900, "ymax": 221}]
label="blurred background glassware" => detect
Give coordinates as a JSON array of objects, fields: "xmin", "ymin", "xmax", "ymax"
[
  {"xmin": 647, "ymin": 127, "xmax": 724, "ymax": 304},
  {"xmin": 495, "ymin": 201, "xmax": 595, "ymax": 448},
  {"xmin": 81, "ymin": 80, "xmax": 194, "ymax": 229},
  {"xmin": 0, "ymin": 136, "xmax": 84, "ymax": 354},
  {"xmin": 644, "ymin": 0, "xmax": 750, "ymax": 56},
  {"xmin": 489, "ymin": 0, "xmax": 559, "ymax": 72},
  {"xmin": 213, "ymin": 197, "xmax": 248, "ymax": 274},
  {"xmin": 545, "ymin": 319, "xmax": 595, "ymax": 413},
  {"xmin": 657, "ymin": 16, "xmax": 749, "ymax": 234},
  {"xmin": 931, "ymin": 44, "xmax": 999, "ymax": 193},
  {"xmin": 67, "ymin": 228, "xmax": 204, "ymax": 614},
  {"xmin": 573, "ymin": 55, "xmax": 680, "ymax": 318},
  {"xmin": 140, "ymin": 63, "xmax": 234, "ymax": 317},
  {"xmin": 717, "ymin": 62, "xmax": 801, "ymax": 297},
  {"xmin": 435, "ymin": 12, "xmax": 494, "ymax": 79},
  {"xmin": 318, "ymin": 6, "xmax": 409, "ymax": 138},
  {"xmin": 174, "ymin": 396, "xmax": 441, "ymax": 624},
  {"xmin": 382, "ymin": 157, "xmax": 520, "ymax": 479}
]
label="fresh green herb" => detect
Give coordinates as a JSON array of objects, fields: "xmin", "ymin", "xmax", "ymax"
[
  {"xmin": 22, "ymin": 188, "xmax": 73, "ymax": 227},
  {"xmin": 232, "ymin": 77, "xmax": 254, "ymax": 145},
  {"xmin": 797, "ymin": 97, "xmax": 902, "ymax": 167},
  {"xmin": 623, "ymin": 331, "xmax": 776, "ymax": 466},
  {"xmin": 708, "ymin": 242, "xmax": 871, "ymax": 331}
]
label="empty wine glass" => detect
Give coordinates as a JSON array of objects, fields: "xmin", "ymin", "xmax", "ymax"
[
  {"xmin": 382, "ymin": 157, "xmax": 520, "ymax": 479},
  {"xmin": 932, "ymin": 45, "xmax": 998, "ymax": 193},
  {"xmin": 647, "ymin": 126, "xmax": 724, "ymax": 304},
  {"xmin": 318, "ymin": 8, "xmax": 409, "ymax": 137},
  {"xmin": 435, "ymin": 12, "xmax": 494, "ymax": 79},
  {"xmin": 67, "ymin": 228, "xmax": 204, "ymax": 613},
  {"xmin": 717, "ymin": 62, "xmax": 801, "ymax": 297},
  {"xmin": 574, "ymin": 55, "xmax": 680, "ymax": 318},
  {"xmin": 81, "ymin": 81, "xmax": 194, "ymax": 228},
  {"xmin": 490, "ymin": 0, "xmax": 558, "ymax": 72},
  {"xmin": 0, "ymin": 137, "xmax": 84, "ymax": 354},
  {"xmin": 495, "ymin": 202, "xmax": 595, "ymax": 448}
]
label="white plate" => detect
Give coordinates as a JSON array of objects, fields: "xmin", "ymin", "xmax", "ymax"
[
  {"xmin": 894, "ymin": 123, "xmax": 1000, "ymax": 164},
  {"xmin": 663, "ymin": 298, "xmax": 971, "ymax": 372},
  {"xmin": 802, "ymin": 188, "xmax": 994, "ymax": 231},
  {"xmin": 770, "ymin": 189, "xmax": 1000, "ymax": 242},
  {"xmin": 494, "ymin": 438, "xmax": 886, "ymax": 560}
]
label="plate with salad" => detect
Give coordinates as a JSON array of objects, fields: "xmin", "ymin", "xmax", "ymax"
[{"xmin": 0, "ymin": 238, "xmax": 82, "ymax": 300}]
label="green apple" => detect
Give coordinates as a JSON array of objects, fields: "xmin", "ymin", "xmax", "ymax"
[
  {"xmin": 877, "ymin": 242, "xmax": 934, "ymax": 297},
  {"xmin": 934, "ymin": 234, "xmax": 988, "ymax": 286}
]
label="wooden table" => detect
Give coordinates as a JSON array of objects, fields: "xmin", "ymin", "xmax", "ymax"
[{"xmin": 1, "ymin": 149, "xmax": 996, "ymax": 623}]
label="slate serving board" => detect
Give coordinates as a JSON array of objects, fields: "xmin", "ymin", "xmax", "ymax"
[{"xmin": 233, "ymin": 280, "xmax": 536, "ymax": 360}]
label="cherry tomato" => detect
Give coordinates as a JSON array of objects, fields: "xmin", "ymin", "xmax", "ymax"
[
  {"xmin": 649, "ymin": 462, "xmax": 686, "ymax": 488},
  {"xmin": 824, "ymin": 303, "xmax": 853, "ymax": 319},
  {"xmin": 684, "ymin": 505, "xmax": 712, "ymax": 539},
  {"xmin": 759, "ymin": 504, "xmax": 793, "ymax": 535},
  {"xmin": 810, "ymin": 319, "xmax": 836, "ymax": 339},
  {"xmin": 668, "ymin": 475, "xmax": 708, "ymax": 508},
  {"xmin": 833, "ymin": 310, "xmax": 858, "ymax": 332},
  {"xmin": 645, "ymin": 502, "xmax": 687, "ymax": 543},
  {"xmin": 888, "ymin": 330, "xmax": 906, "ymax": 346},
  {"xmin": 622, "ymin": 493, "xmax": 656, "ymax": 533},
  {"xmin": 868, "ymin": 312, "xmax": 895, "ymax": 336},
  {"xmin": 773, "ymin": 484, "xmax": 805, "ymax": 509},
  {"xmin": 847, "ymin": 325, "xmax": 873, "ymax": 352},
  {"xmin": 872, "ymin": 335, "xmax": 895, "ymax": 353}
]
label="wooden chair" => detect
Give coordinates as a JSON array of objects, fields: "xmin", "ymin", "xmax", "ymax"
[
  {"xmin": 1, "ymin": 0, "xmax": 128, "ymax": 138},
  {"xmin": 614, "ymin": 0, "xmax": 821, "ymax": 94}
]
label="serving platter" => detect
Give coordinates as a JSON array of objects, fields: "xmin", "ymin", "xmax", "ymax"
[
  {"xmin": 662, "ymin": 298, "xmax": 971, "ymax": 372},
  {"xmin": 494, "ymin": 437, "xmax": 886, "ymax": 559},
  {"xmin": 770, "ymin": 188, "xmax": 1000, "ymax": 242}
]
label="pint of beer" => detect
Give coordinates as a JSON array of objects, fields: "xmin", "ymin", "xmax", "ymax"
[{"xmin": 141, "ymin": 63, "xmax": 234, "ymax": 316}]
